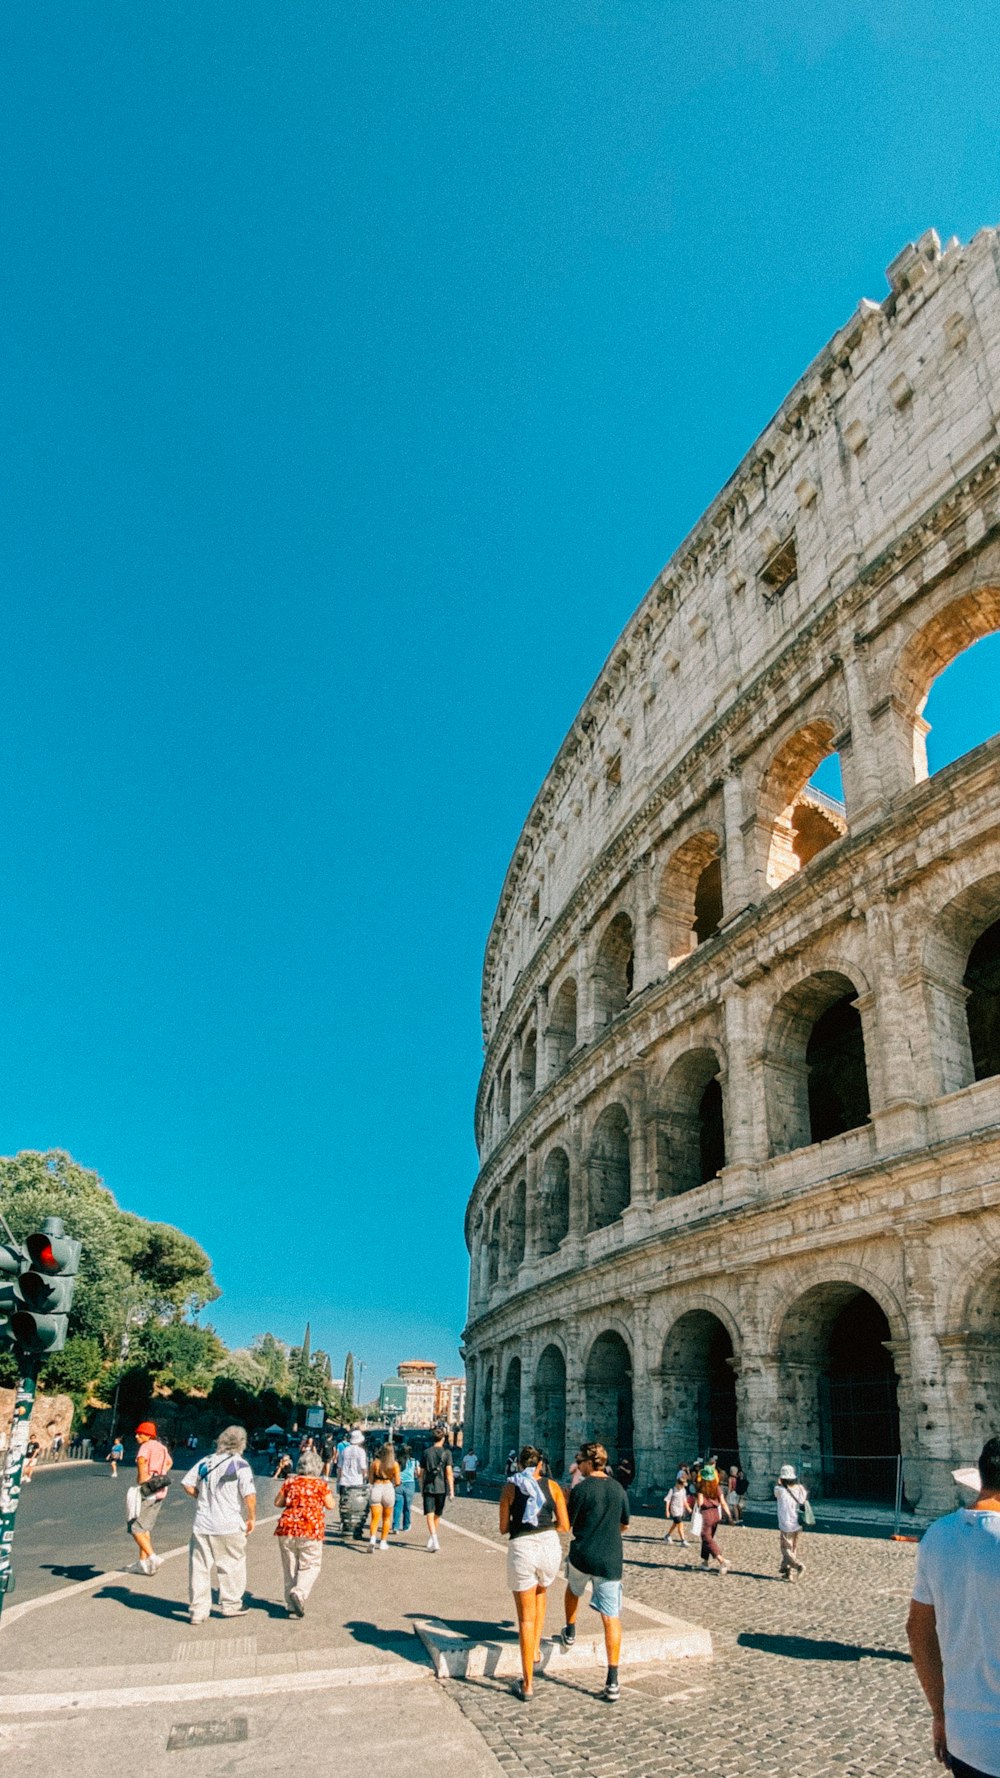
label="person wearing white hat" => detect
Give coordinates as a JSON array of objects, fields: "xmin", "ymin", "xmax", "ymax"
[
  {"xmin": 774, "ymin": 1464, "xmax": 809, "ymax": 1580},
  {"xmin": 908, "ymin": 1435, "xmax": 1000, "ymax": 1778},
  {"xmin": 336, "ymin": 1429, "xmax": 370, "ymax": 1540}
]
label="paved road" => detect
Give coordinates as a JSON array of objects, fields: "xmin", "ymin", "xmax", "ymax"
[{"xmin": 6, "ymin": 1460, "xmax": 200, "ymax": 1602}]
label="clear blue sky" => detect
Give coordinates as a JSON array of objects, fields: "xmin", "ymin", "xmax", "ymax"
[{"xmin": 2, "ymin": 4, "xmax": 998, "ymax": 1391}]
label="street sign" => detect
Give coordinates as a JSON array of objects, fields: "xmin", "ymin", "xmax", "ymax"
[{"xmin": 304, "ymin": 1405, "xmax": 324, "ymax": 1430}]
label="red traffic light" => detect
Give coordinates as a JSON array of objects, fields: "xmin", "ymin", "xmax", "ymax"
[{"xmin": 25, "ymin": 1235, "xmax": 58, "ymax": 1273}]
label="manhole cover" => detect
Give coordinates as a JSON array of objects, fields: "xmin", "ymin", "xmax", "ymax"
[{"xmin": 167, "ymin": 1718, "xmax": 248, "ymax": 1751}]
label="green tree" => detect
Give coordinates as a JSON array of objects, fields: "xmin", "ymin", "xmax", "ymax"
[
  {"xmin": 134, "ymin": 1321, "xmax": 226, "ymax": 1393},
  {"xmin": 252, "ymin": 1333, "xmax": 291, "ymax": 1393},
  {"xmin": 343, "ymin": 1350, "xmax": 355, "ymax": 1415}
]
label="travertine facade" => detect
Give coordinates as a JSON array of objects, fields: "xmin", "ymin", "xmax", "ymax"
[{"xmin": 463, "ymin": 227, "xmax": 1000, "ymax": 1508}]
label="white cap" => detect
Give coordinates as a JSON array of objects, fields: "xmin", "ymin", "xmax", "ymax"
[{"xmin": 952, "ymin": 1465, "xmax": 981, "ymax": 1491}]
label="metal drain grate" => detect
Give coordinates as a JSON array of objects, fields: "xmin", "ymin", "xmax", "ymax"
[{"xmin": 167, "ymin": 1718, "xmax": 248, "ymax": 1751}]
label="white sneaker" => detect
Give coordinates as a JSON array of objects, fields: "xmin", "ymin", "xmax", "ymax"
[
  {"xmin": 427, "ymin": 1535, "xmax": 439, "ymax": 1552},
  {"xmin": 370, "ymin": 1537, "xmax": 379, "ymax": 1550},
  {"xmin": 378, "ymin": 1539, "xmax": 389, "ymax": 1551},
  {"xmin": 148, "ymin": 1555, "xmax": 163, "ymax": 1573}
]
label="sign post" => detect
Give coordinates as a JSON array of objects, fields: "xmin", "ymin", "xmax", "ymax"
[{"xmin": 0, "ymin": 1359, "xmax": 41, "ymax": 1620}]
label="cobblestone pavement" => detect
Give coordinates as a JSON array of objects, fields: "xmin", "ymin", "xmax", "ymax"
[{"xmin": 443, "ymin": 1498, "xmax": 935, "ymax": 1778}]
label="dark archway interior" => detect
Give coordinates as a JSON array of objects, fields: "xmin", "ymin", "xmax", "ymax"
[
  {"xmin": 501, "ymin": 1359, "xmax": 521, "ymax": 1459},
  {"xmin": 584, "ymin": 1331, "xmax": 634, "ymax": 1473},
  {"xmin": 965, "ymin": 917, "xmax": 1000, "ymax": 1082},
  {"xmin": 548, "ymin": 979, "xmax": 578, "ymax": 1076},
  {"xmin": 534, "ymin": 1345, "xmax": 567, "ymax": 1478},
  {"xmin": 587, "ymin": 1106, "xmax": 631, "ymax": 1230},
  {"xmin": 698, "ymin": 1076, "xmax": 726, "ymax": 1182},
  {"xmin": 806, "ymin": 993, "xmax": 871, "ymax": 1142},
  {"xmin": 595, "ymin": 914, "xmax": 635, "ymax": 1026},
  {"xmin": 508, "ymin": 1180, "xmax": 526, "ymax": 1271},
  {"xmin": 482, "ymin": 1369, "xmax": 494, "ymax": 1465},
  {"xmin": 694, "ymin": 856, "xmax": 723, "ymax": 944},
  {"xmin": 821, "ymin": 1292, "xmax": 899, "ymax": 1500},
  {"xmin": 661, "ymin": 1310, "xmax": 738, "ymax": 1470},
  {"xmin": 539, "ymin": 1148, "xmax": 570, "ymax": 1254}
]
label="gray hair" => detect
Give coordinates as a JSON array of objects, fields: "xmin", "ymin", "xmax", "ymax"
[
  {"xmin": 216, "ymin": 1424, "xmax": 248, "ymax": 1455},
  {"xmin": 296, "ymin": 1450, "xmax": 324, "ymax": 1477}
]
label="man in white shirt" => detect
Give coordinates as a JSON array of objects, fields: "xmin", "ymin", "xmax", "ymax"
[
  {"xmin": 336, "ymin": 1429, "xmax": 369, "ymax": 1539},
  {"xmin": 461, "ymin": 1450, "xmax": 479, "ymax": 1495},
  {"xmin": 774, "ymin": 1463, "xmax": 808, "ymax": 1580},
  {"xmin": 182, "ymin": 1424, "xmax": 257, "ymax": 1624},
  {"xmin": 908, "ymin": 1436, "xmax": 1000, "ymax": 1778}
]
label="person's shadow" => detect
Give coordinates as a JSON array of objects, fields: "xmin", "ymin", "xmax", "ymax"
[
  {"xmin": 94, "ymin": 1585, "xmax": 188, "ymax": 1621},
  {"xmin": 343, "ymin": 1620, "xmax": 432, "ymax": 1665},
  {"xmin": 40, "ymin": 1562, "xmax": 105, "ymax": 1582},
  {"xmin": 738, "ymin": 1631, "xmax": 910, "ymax": 1663}
]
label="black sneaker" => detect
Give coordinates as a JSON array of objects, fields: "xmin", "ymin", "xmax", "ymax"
[
  {"xmin": 603, "ymin": 1679, "xmax": 620, "ymax": 1702},
  {"xmin": 559, "ymin": 1626, "xmax": 576, "ymax": 1650}
]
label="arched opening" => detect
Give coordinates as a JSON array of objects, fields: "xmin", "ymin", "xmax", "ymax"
[
  {"xmin": 965, "ymin": 917, "xmax": 1000, "ymax": 1083},
  {"xmin": 761, "ymin": 720, "xmax": 847, "ymax": 890},
  {"xmin": 487, "ymin": 1204, "xmax": 501, "ymax": 1288},
  {"xmin": 587, "ymin": 1104, "xmax": 631, "ymax": 1230},
  {"xmin": 507, "ymin": 1178, "xmax": 526, "ymax": 1272},
  {"xmin": 765, "ymin": 970, "xmax": 871, "ymax": 1156},
  {"xmin": 894, "ymin": 590, "xmax": 1000, "ymax": 785},
  {"xmin": 539, "ymin": 1146, "xmax": 570, "ymax": 1255},
  {"xmin": 501, "ymin": 1357, "xmax": 522, "ymax": 1460},
  {"xmin": 547, "ymin": 978, "xmax": 578, "ymax": 1076},
  {"xmin": 484, "ymin": 1085, "xmax": 494, "ymax": 1145},
  {"xmin": 584, "ymin": 1330, "xmax": 633, "ymax": 1474},
  {"xmin": 661, "ymin": 1310, "xmax": 739, "ymax": 1470},
  {"xmin": 533, "ymin": 1344, "xmax": 567, "ymax": 1478},
  {"xmin": 593, "ymin": 912, "xmax": 635, "ymax": 1028},
  {"xmin": 660, "ymin": 832, "xmax": 723, "ymax": 968},
  {"xmin": 778, "ymin": 1283, "xmax": 900, "ymax": 1501},
  {"xmin": 518, "ymin": 1032, "xmax": 537, "ymax": 1103},
  {"xmin": 655, "ymin": 1049, "xmax": 726, "ymax": 1196},
  {"xmin": 500, "ymin": 1070, "xmax": 511, "ymax": 1130}
]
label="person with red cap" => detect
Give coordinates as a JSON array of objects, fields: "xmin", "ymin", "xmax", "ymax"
[{"xmin": 125, "ymin": 1421, "xmax": 173, "ymax": 1576}]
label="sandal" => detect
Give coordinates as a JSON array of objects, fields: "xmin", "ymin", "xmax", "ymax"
[{"xmin": 512, "ymin": 1679, "xmax": 534, "ymax": 1702}]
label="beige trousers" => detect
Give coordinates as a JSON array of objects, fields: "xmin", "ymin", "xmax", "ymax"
[
  {"xmin": 779, "ymin": 1529, "xmax": 804, "ymax": 1574},
  {"xmin": 278, "ymin": 1536, "xmax": 324, "ymax": 1607},
  {"xmin": 189, "ymin": 1530, "xmax": 247, "ymax": 1620}
]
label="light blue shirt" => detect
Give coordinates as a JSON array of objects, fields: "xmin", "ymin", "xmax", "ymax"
[{"xmin": 912, "ymin": 1508, "xmax": 1000, "ymax": 1775}]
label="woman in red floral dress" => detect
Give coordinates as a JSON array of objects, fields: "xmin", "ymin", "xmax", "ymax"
[{"xmin": 274, "ymin": 1449, "xmax": 335, "ymax": 1616}]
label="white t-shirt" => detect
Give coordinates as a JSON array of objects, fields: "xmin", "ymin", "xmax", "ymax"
[
  {"xmin": 667, "ymin": 1485, "xmax": 688, "ymax": 1517},
  {"xmin": 183, "ymin": 1453, "xmax": 256, "ymax": 1536},
  {"xmin": 912, "ymin": 1508, "xmax": 1000, "ymax": 1775},
  {"xmin": 774, "ymin": 1480, "xmax": 807, "ymax": 1532},
  {"xmin": 337, "ymin": 1444, "xmax": 368, "ymax": 1488},
  {"xmin": 462, "ymin": 1454, "xmax": 479, "ymax": 1473}
]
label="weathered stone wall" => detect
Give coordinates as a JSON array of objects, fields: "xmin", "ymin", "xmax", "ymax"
[
  {"xmin": 464, "ymin": 227, "xmax": 1000, "ymax": 1510},
  {"xmin": 0, "ymin": 1388, "xmax": 74, "ymax": 1454}
]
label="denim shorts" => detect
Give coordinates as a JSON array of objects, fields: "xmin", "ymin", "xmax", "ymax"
[{"xmin": 566, "ymin": 1559, "xmax": 622, "ymax": 1618}]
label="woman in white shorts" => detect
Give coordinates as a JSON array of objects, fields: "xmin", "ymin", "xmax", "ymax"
[
  {"xmin": 367, "ymin": 1443, "xmax": 400, "ymax": 1550},
  {"xmin": 499, "ymin": 1444, "xmax": 571, "ymax": 1702}
]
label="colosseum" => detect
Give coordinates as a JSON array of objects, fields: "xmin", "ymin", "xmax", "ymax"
[{"xmin": 463, "ymin": 226, "xmax": 1000, "ymax": 1513}]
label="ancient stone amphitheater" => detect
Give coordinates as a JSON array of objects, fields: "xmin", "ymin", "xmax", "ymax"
[{"xmin": 463, "ymin": 227, "xmax": 1000, "ymax": 1510}]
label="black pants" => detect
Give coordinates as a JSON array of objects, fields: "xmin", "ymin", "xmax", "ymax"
[{"xmin": 949, "ymin": 1759, "xmax": 999, "ymax": 1778}]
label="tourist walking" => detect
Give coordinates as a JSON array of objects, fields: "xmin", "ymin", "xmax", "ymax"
[
  {"xmin": 368, "ymin": 1442, "xmax": 400, "ymax": 1550},
  {"xmin": 774, "ymin": 1463, "xmax": 809, "ymax": 1579},
  {"xmin": 392, "ymin": 1445, "xmax": 418, "ymax": 1532},
  {"xmin": 461, "ymin": 1448, "xmax": 479, "ymax": 1495},
  {"xmin": 559, "ymin": 1441, "xmax": 630, "ymax": 1702},
  {"xmin": 695, "ymin": 1461, "xmax": 732, "ymax": 1573},
  {"xmin": 664, "ymin": 1476, "xmax": 690, "ymax": 1544},
  {"xmin": 107, "ymin": 1435, "xmax": 124, "ymax": 1478},
  {"xmin": 274, "ymin": 1448, "xmax": 335, "ymax": 1616},
  {"xmin": 336, "ymin": 1429, "xmax": 369, "ymax": 1539},
  {"xmin": 125, "ymin": 1421, "xmax": 173, "ymax": 1575},
  {"xmin": 908, "ymin": 1437, "xmax": 1000, "ymax": 1778},
  {"xmin": 181, "ymin": 1425, "xmax": 257, "ymax": 1624},
  {"xmin": 419, "ymin": 1427, "xmax": 455, "ymax": 1552},
  {"xmin": 500, "ymin": 1444, "xmax": 570, "ymax": 1702}
]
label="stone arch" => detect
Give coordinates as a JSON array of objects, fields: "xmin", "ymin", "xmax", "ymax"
[
  {"xmin": 507, "ymin": 1177, "xmax": 526, "ymax": 1273},
  {"xmin": 533, "ymin": 1342, "xmax": 567, "ymax": 1477},
  {"xmin": 659, "ymin": 831, "xmax": 723, "ymax": 967},
  {"xmin": 660, "ymin": 1308, "xmax": 740, "ymax": 1470},
  {"xmin": 482, "ymin": 1364, "xmax": 494, "ymax": 1469},
  {"xmin": 547, "ymin": 977, "xmax": 578, "ymax": 1077},
  {"xmin": 587, "ymin": 1103, "xmax": 631, "ymax": 1230},
  {"xmin": 501, "ymin": 1355, "xmax": 522, "ymax": 1460},
  {"xmin": 759, "ymin": 717, "xmax": 848, "ymax": 890},
  {"xmin": 593, "ymin": 911, "xmax": 635, "ymax": 1029},
  {"xmin": 538, "ymin": 1145, "xmax": 571, "ymax": 1255},
  {"xmin": 583, "ymin": 1329, "xmax": 634, "ymax": 1471},
  {"xmin": 654, "ymin": 1047, "xmax": 726, "ymax": 1196},
  {"xmin": 892, "ymin": 585, "xmax": 1000, "ymax": 783},
  {"xmin": 950, "ymin": 1254, "xmax": 1000, "ymax": 1446},
  {"xmin": 764, "ymin": 968, "xmax": 872, "ymax": 1155},
  {"xmin": 775, "ymin": 1279, "xmax": 901, "ymax": 1501},
  {"xmin": 922, "ymin": 873, "xmax": 1000, "ymax": 1094},
  {"xmin": 518, "ymin": 1031, "xmax": 537, "ymax": 1103}
]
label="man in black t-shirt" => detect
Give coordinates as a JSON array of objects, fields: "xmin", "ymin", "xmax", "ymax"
[
  {"xmin": 418, "ymin": 1429, "xmax": 454, "ymax": 1552},
  {"xmin": 559, "ymin": 1441, "xmax": 629, "ymax": 1702}
]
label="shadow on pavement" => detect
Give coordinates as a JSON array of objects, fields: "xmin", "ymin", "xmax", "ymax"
[
  {"xmin": 405, "ymin": 1614, "xmax": 517, "ymax": 1638},
  {"xmin": 343, "ymin": 1620, "xmax": 432, "ymax": 1664},
  {"xmin": 738, "ymin": 1631, "xmax": 911, "ymax": 1663},
  {"xmin": 40, "ymin": 1562, "xmax": 107, "ymax": 1582},
  {"xmin": 93, "ymin": 1585, "xmax": 188, "ymax": 1620}
]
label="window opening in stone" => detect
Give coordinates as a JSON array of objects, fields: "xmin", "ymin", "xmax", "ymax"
[
  {"xmin": 965, "ymin": 917, "xmax": 1000, "ymax": 1083},
  {"xmin": 594, "ymin": 912, "xmax": 635, "ymax": 1027},
  {"xmin": 587, "ymin": 1104, "xmax": 631, "ymax": 1230},
  {"xmin": 584, "ymin": 1330, "xmax": 634, "ymax": 1474},
  {"xmin": 660, "ymin": 1311, "xmax": 739, "ymax": 1472},
  {"xmin": 693, "ymin": 856, "xmax": 723, "ymax": 944},
  {"xmin": 499, "ymin": 1069, "xmax": 511, "ymax": 1129},
  {"xmin": 501, "ymin": 1357, "xmax": 521, "ymax": 1457},
  {"xmin": 518, "ymin": 1031, "xmax": 537, "ymax": 1102},
  {"xmin": 539, "ymin": 1146, "xmax": 570, "ymax": 1254},
  {"xmin": 656, "ymin": 1048, "xmax": 726, "ymax": 1195},
  {"xmin": 487, "ymin": 1206, "xmax": 501, "ymax": 1288},
  {"xmin": 533, "ymin": 1345, "xmax": 567, "ymax": 1477},
  {"xmin": 922, "ymin": 631, "xmax": 1000, "ymax": 776},
  {"xmin": 806, "ymin": 993, "xmax": 871, "ymax": 1143},
  {"xmin": 548, "ymin": 978, "xmax": 578, "ymax": 1075},
  {"xmin": 780, "ymin": 1284, "xmax": 899, "ymax": 1501},
  {"xmin": 661, "ymin": 833, "xmax": 723, "ymax": 967},
  {"xmin": 529, "ymin": 890, "xmax": 540, "ymax": 929},
  {"xmin": 894, "ymin": 594, "xmax": 1000, "ymax": 785},
  {"xmin": 507, "ymin": 1178, "xmax": 526, "ymax": 1271},
  {"xmin": 763, "ymin": 721, "xmax": 847, "ymax": 890},
  {"xmin": 698, "ymin": 1076, "xmax": 726, "ymax": 1182},
  {"xmin": 760, "ymin": 535, "xmax": 798, "ymax": 599}
]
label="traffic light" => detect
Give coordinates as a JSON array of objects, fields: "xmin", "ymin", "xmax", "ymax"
[{"xmin": 10, "ymin": 1217, "xmax": 81, "ymax": 1357}]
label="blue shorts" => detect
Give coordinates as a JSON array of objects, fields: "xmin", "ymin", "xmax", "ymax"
[{"xmin": 566, "ymin": 1559, "xmax": 622, "ymax": 1618}]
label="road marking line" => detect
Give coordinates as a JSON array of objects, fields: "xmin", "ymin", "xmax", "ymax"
[
  {"xmin": 0, "ymin": 1662, "xmax": 432, "ymax": 1714},
  {"xmin": 0, "ymin": 1516, "xmax": 279, "ymax": 1629}
]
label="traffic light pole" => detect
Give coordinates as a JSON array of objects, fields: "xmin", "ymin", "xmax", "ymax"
[{"xmin": 0, "ymin": 1357, "xmax": 41, "ymax": 1621}]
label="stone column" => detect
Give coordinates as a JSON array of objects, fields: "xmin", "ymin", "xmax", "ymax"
[
  {"xmin": 862, "ymin": 900, "xmax": 929, "ymax": 1150},
  {"xmin": 566, "ymin": 1109, "xmax": 587, "ymax": 1246},
  {"xmin": 632, "ymin": 852, "xmax": 666, "ymax": 988},
  {"xmin": 736, "ymin": 1353, "xmax": 785, "ymax": 1501},
  {"xmin": 628, "ymin": 1294, "xmax": 659, "ymax": 1493},
  {"xmin": 940, "ymin": 1334, "xmax": 1000, "ymax": 1467},
  {"xmin": 897, "ymin": 1231, "xmax": 962, "ymax": 1513},
  {"xmin": 721, "ymin": 764, "xmax": 755, "ymax": 919},
  {"xmin": 722, "ymin": 985, "xmax": 761, "ymax": 1166},
  {"xmin": 563, "ymin": 1328, "xmax": 588, "ymax": 1459},
  {"xmin": 535, "ymin": 989, "xmax": 549, "ymax": 1087},
  {"xmin": 622, "ymin": 1070, "xmax": 653, "ymax": 1239}
]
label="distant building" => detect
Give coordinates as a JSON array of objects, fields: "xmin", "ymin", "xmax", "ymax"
[
  {"xmin": 435, "ymin": 1376, "xmax": 467, "ymax": 1428},
  {"xmin": 397, "ymin": 1359, "xmax": 438, "ymax": 1428}
]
